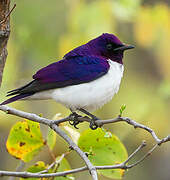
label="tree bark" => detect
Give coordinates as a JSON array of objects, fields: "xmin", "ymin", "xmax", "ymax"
[{"xmin": 0, "ymin": 0, "xmax": 10, "ymax": 87}]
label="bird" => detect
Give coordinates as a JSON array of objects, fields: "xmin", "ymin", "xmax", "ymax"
[{"xmin": 1, "ymin": 33, "xmax": 134, "ymax": 129}]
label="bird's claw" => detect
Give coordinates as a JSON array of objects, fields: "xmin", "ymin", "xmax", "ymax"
[
  {"xmin": 69, "ymin": 112, "xmax": 99, "ymax": 130},
  {"xmin": 69, "ymin": 112, "xmax": 82, "ymax": 129},
  {"xmin": 89, "ymin": 119, "xmax": 98, "ymax": 130}
]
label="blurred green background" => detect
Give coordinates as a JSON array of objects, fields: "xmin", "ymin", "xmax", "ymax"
[{"xmin": 0, "ymin": 0, "xmax": 170, "ymax": 179}]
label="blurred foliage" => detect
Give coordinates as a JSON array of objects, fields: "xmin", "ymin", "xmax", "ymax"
[{"xmin": 0, "ymin": 0, "xmax": 170, "ymax": 180}]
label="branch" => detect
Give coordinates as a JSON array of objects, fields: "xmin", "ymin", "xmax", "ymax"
[
  {"xmin": 54, "ymin": 115, "xmax": 170, "ymax": 145},
  {"xmin": 0, "ymin": 141, "xmax": 166, "ymax": 178},
  {"xmin": 0, "ymin": 105, "xmax": 98, "ymax": 180},
  {"xmin": 0, "ymin": 105, "xmax": 169, "ymax": 179},
  {"xmin": 96, "ymin": 116, "xmax": 170, "ymax": 145}
]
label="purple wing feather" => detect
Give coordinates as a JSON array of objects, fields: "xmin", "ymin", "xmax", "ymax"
[{"xmin": 33, "ymin": 56, "xmax": 109, "ymax": 85}]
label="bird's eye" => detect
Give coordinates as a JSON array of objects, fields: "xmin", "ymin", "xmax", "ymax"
[{"xmin": 106, "ymin": 43, "xmax": 113, "ymax": 50}]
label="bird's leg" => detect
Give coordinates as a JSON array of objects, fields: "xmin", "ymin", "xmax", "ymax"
[
  {"xmin": 79, "ymin": 108, "xmax": 99, "ymax": 130},
  {"xmin": 69, "ymin": 109, "xmax": 82, "ymax": 129}
]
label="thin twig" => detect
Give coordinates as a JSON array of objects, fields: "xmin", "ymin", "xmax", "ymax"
[
  {"xmin": 38, "ymin": 153, "xmax": 66, "ymax": 174},
  {"xmin": 0, "ymin": 4, "xmax": 16, "ymax": 25},
  {"xmin": 123, "ymin": 141, "xmax": 146, "ymax": 165},
  {"xmin": 96, "ymin": 141, "xmax": 147, "ymax": 170},
  {"xmin": 126, "ymin": 144, "xmax": 158, "ymax": 169}
]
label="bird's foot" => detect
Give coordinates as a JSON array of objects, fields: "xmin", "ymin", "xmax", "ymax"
[
  {"xmin": 69, "ymin": 112, "xmax": 82, "ymax": 129},
  {"xmin": 79, "ymin": 108, "xmax": 99, "ymax": 130},
  {"xmin": 89, "ymin": 116, "xmax": 99, "ymax": 130}
]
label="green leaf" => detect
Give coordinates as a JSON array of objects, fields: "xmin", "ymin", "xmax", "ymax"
[
  {"xmin": 20, "ymin": 161, "xmax": 47, "ymax": 180},
  {"xmin": 6, "ymin": 120, "xmax": 45, "ymax": 162},
  {"xmin": 47, "ymin": 127, "xmax": 57, "ymax": 150},
  {"xmin": 54, "ymin": 157, "xmax": 74, "ymax": 180},
  {"xmin": 119, "ymin": 104, "xmax": 126, "ymax": 116},
  {"xmin": 78, "ymin": 128, "xmax": 128, "ymax": 179},
  {"xmin": 28, "ymin": 161, "xmax": 46, "ymax": 172}
]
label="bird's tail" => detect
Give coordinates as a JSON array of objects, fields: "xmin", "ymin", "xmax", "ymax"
[
  {"xmin": 1, "ymin": 81, "xmax": 35, "ymax": 105},
  {"xmin": 0, "ymin": 93, "xmax": 34, "ymax": 105}
]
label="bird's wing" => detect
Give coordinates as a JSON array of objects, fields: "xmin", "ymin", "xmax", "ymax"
[{"xmin": 8, "ymin": 56, "xmax": 110, "ymax": 95}]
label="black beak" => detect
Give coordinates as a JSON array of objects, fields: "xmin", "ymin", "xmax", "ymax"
[{"xmin": 114, "ymin": 44, "xmax": 135, "ymax": 52}]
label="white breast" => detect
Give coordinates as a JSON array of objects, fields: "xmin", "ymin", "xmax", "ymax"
[{"xmin": 30, "ymin": 60, "xmax": 124, "ymax": 112}]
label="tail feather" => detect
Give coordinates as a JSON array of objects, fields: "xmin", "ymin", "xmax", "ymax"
[
  {"xmin": 7, "ymin": 80, "xmax": 35, "ymax": 95},
  {"xmin": 0, "ymin": 93, "xmax": 34, "ymax": 105},
  {"xmin": 7, "ymin": 88, "xmax": 20, "ymax": 94},
  {"xmin": 6, "ymin": 91, "xmax": 20, "ymax": 97}
]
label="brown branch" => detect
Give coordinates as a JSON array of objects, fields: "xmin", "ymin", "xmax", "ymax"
[
  {"xmin": 0, "ymin": 1, "xmax": 14, "ymax": 87},
  {"xmin": 0, "ymin": 4, "xmax": 16, "ymax": 25}
]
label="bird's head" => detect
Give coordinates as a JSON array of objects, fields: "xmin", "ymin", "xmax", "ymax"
[
  {"xmin": 64, "ymin": 33, "xmax": 134, "ymax": 64},
  {"xmin": 87, "ymin": 33, "xmax": 134, "ymax": 64}
]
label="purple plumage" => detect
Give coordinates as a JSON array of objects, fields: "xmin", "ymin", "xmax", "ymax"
[{"xmin": 33, "ymin": 56, "xmax": 109, "ymax": 84}]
